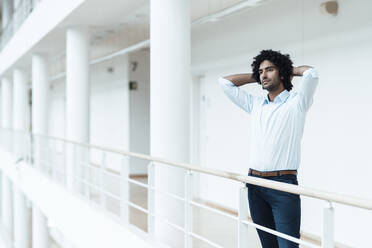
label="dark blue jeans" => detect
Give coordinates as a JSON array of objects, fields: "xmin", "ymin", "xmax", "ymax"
[{"xmin": 247, "ymin": 173, "xmax": 301, "ymax": 248}]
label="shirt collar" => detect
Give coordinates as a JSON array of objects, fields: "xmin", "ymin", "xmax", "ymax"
[{"xmin": 262, "ymin": 90, "xmax": 290, "ymax": 105}]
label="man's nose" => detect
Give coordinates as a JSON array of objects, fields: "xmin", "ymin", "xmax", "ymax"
[{"xmin": 261, "ymin": 72, "xmax": 267, "ymax": 80}]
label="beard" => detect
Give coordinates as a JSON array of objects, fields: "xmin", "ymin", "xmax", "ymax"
[{"xmin": 262, "ymin": 80, "xmax": 281, "ymax": 92}]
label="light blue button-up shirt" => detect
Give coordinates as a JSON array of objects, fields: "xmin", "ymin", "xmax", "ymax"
[{"xmin": 219, "ymin": 68, "xmax": 319, "ymax": 171}]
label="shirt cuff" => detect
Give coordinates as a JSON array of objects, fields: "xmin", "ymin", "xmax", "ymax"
[{"xmin": 303, "ymin": 68, "xmax": 319, "ymax": 78}]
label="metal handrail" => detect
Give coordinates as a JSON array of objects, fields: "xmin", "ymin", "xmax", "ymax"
[
  {"xmin": 2, "ymin": 129, "xmax": 367, "ymax": 247},
  {"xmin": 33, "ymin": 133, "xmax": 372, "ymax": 210}
]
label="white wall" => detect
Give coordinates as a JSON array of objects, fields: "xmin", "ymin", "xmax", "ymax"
[
  {"xmin": 90, "ymin": 56, "xmax": 129, "ymax": 172},
  {"xmin": 191, "ymin": 0, "xmax": 372, "ymax": 246},
  {"xmin": 48, "ymin": 55, "xmax": 130, "ymax": 172},
  {"xmin": 48, "ymin": 50, "xmax": 151, "ymax": 177},
  {"xmin": 129, "ymin": 50, "xmax": 150, "ymax": 175}
]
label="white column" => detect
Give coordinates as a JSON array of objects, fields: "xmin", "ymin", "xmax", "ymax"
[
  {"xmin": 1, "ymin": 0, "xmax": 13, "ymax": 29},
  {"xmin": 1, "ymin": 77, "xmax": 13, "ymax": 151},
  {"xmin": 1, "ymin": 77, "xmax": 13, "ymax": 241},
  {"xmin": 150, "ymin": 0, "xmax": 191, "ymax": 246},
  {"xmin": 66, "ymin": 26, "xmax": 90, "ymax": 190},
  {"xmin": 119, "ymin": 55, "xmax": 129, "ymax": 223},
  {"xmin": 1, "ymin": 78, "xmax": 12, "ymax": 129},
  {"xmin": 32, "ymin": 54, "xmax": 48, "ymax": 170},
  {"xmin": 32, "ymin": 55, "xmax": 49, "ymax": 136},
  {"xmin": 13, "ymin": 69, "xmax": 28, "ymax": 153},
  {"xmin": 0, "ymin": 85, "xmax": 2, "ymax": 219},
  {"xmin": 32, "ymin": 207, "xmax": 48, "ymax": 248},
  {"xmin": 12, "ymin": 69, "xmax": 31, "ymax": 248},
  {"xmin": 32, "ymin": 54, "xmax": 48, "ymax": 173},
  {"xmin": 1, "ymin": 177, "xmax": 13, "ymax": 240},
  {"xmin": 31, "ymin": 54, "xmax": 49, "ymax": 248},
  {"xmin": 13, "ymin": 187, "xmax": 30, "ymax": 248}
]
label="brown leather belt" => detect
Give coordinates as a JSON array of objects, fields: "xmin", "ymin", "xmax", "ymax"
[{"xmin": 249, "ymin": 168, "xmax": 297, "ymax": 177}]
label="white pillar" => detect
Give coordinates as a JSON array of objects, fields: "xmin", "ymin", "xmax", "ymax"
[
  {"xmin": 1, "ymin": 77, "xmax": 13, "ymax": 241},
  {"xmin": 32, "ymin": 55, "xmax": 49, "ymax": 136},
  {"xmin": 0, "ymin": 85, "xmax": 2, "ymax": 219},
  {"xmin": 12, "ymin": 69, "xmax": 31, "ymax": 248},
  {"xmin": 1, "ymin": 177, "xmax": 13, "ymax": 240},
  {"xmin": 66, "ymin": 26, "xmax": 90, "ymax": 190},
  {"xmin": 13, "ymin": 69, "xmax": 28, "ymax": 154},
  {"xmin": 1, "ymin": 78, "xmax": 12, "ymax": 129},
  {"xmin": 150, "ymin": 0, "xmax": 191, "ymax": 246},
  {"xmin": 32, "ymin": 54, "xmax": 49, "ymax": 170},
  {"xmin": 32, "ymin": 207, "xmax": 48, "ymax": 248},
  {"xmin": 0, "ymin": 77, "xmax": 2, "ymax": 121},
  {"xmin": 13, "ymin": 187, "xmax": 30, "ymax": 248},
  {"xmin": 1, "ymin": 0, "xmax": 13, "ymax": 29},
  {"xmin": 31, "ymin": 54, "xmax": 49, "ymax": 248}
]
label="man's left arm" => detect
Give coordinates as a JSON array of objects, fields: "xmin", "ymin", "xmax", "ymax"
[{"xmin": 292, "ymin": 66, "xmax": 319, "ymax": 112}]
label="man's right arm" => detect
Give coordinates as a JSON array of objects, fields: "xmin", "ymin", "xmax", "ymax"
[
  {"xmin": 223, "ymin": 73, "xmax": 257, "ymax": 86},
  {"xmin": 219, "ymin": 73, "xmax": 258, "ymax": 114}
]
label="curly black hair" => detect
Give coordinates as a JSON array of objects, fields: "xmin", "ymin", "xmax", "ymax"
[{"xmin": 251, "ymin": 50, "xmax": 294, "ymax": 91}]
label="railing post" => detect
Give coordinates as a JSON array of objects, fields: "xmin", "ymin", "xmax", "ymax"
[
  {"xmin": 44, "ymin": 137, "xmax": 49, "ymax": 174},
  {"xmin": 100, "ymin": 152, "xmax": 106, "ymax": 208},
  {"xmin": 41, "ymin": 136, "xmax": 45, "ymax": 172},
  {"xmin": 66, "ymin": 143, "xmax": 76, "ymax": 190},
  {"xmin": 13, "ymin": 131, "xmax": 18, "ymax": 157},
  {"xmin": 46, "ymin": 138, "xmax": 51, "ymax": 176},
  {"xmin": 83, "ymin": 146, "xmax": 90, "ymax": 199},
  {"xmin": 184, "ymin": 170, "xmax": 193, "ymax": 248},
  {"xmin": 52, "ymin": 139, "xmax": 58, "ymax": 181},
  {"xmin": 25, "ymin": 133, "xmax": 30, "ymax": 164},
  {"xmin": 322, "ymin": 201, "xmax": 334, "ymax": 248},
  {"xmin": 75, "ymin": 145, "xmax": 84, "ymax": 194},
  {"xmin": 37, "ymin": 136, "xmax": 42, "ymax": 171},
  {"xmin": 22, "ymin": 132, "xmax": 27, "ymax": 161},
  {"xmin": 120, "ymin": 156, "xmax": 129, "ymax": 224},
  {"xmin": 29, "ymin": 134, "xmax": 34, "ymax": 167},
  {"xmin": 63, "ymin": 141, "xmax": 67, "ymax": 186},
  {"xmin": 238, "ymin": 186, "xmax": 249, "ymax": 248},
  {"xmin": 34, "ymin": 135, "xmax": 40, "ymax": 170},
  {"xmin": 147, "ymin": 162, "xmax": 155, "ymax": 236}
]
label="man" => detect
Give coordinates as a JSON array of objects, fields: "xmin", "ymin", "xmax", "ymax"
[{"xmin": 219, "ymin": 50, "xmax": 319, "ymax": 248}]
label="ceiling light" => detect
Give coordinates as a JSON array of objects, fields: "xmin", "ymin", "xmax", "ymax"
[{"xmin": 192, "ymin": 0, "xmax": 269, "ymax": 25}]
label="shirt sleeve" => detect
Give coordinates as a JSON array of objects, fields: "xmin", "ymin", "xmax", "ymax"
[
  {"xmin": 219, "ymin": 77, "xmax": 255, "ymax": 114},
  {"xmin": 297, "ymin": 68, "xmax": 319, "ymax": 112}
]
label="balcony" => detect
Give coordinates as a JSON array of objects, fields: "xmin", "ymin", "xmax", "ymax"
[
  {"xmin": 0, "ymin": 0, "xmax": 42, "ymax": 51},
  {"xmin": 0, "ymin": 129, "xmax": 371, "ymax": 247}
]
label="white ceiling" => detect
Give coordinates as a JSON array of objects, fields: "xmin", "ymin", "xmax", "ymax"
[{"xmin": 7, "ymin": 0, "xmax": 254, "ymax": 74}]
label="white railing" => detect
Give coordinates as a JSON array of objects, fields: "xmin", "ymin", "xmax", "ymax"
[{"xmin": 1, "ymin": 128, "xmax": 372, "ymax": 248}]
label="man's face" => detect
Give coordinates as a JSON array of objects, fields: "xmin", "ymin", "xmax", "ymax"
[{"xmin": 259, "ymin": 60, "xmax": 282, "ymax": 92}]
